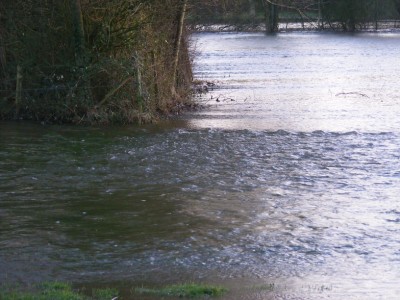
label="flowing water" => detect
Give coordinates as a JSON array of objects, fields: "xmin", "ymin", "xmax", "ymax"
[{"xmin": 1, "ymin": 32, "xmax": 400, "ymax": 299}]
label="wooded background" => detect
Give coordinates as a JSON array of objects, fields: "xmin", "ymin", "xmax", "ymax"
[{"xmin": 190, "ymin": 0, "xmax": 400, "ymax": 32}]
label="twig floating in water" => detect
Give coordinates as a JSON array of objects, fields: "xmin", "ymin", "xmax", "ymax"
[{"xmin": 335, "ymin": 92, "xmax": 369, "ymax": 98}]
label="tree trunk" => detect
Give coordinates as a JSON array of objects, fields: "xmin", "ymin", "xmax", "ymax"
[
  {"xmin": 395, "ymin": 0, "xmax": 400, "ymax": 15},
  {"xmin": 249, "ymin": 0, "xmax": 256, "ymax": 18},
  {"xmin": 171, "ymin": 0, "xmax": 188, "ymax": 96},
  {"xmin": 374, "ymin": 0, "xmax": 378, "ymax": 31},
  {"xmin": 72, "ymin": 0, "xmax": 86, "ymax": 67},
  {"xmin": 264, "ymin": 1, "xmax": 279, "ymax": 33},
  {"xmin": 15, "ymin": 65, "xmax": 22, "ymax": 117},
  {"xmin": 347, "ymin": 1, "xmax": 356, "ymax": 32},
  {"xmin": 0, "ymin": 36, "xmax": 5, "ymax": 77},
  {"xmin": 71, "ymin": 0, "xmax": 92, "ymax": 103},
  {"xmin": 317, "ymin": 0, "xmax": 324, "ymax": 29},
  {"xmin": 133, "ymin": 51, "xmax": 143, "ymax": 112}
]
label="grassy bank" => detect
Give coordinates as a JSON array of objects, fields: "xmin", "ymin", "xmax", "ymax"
[
  {"xmin": 1, "ymin": 282, "xmax": 227, "ymax": 300},
  {"xmin": 135, "ymin": 283, "xmax": 227, "ymax": 298},
  {"xmin": 0, "ymin": 282, "xmax": 117, "ymax": 300}
]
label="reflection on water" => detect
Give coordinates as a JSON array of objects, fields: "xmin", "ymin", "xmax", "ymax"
[{"xmin": 1, "ymin": 32, "xmax": 400, "ymax": 299}]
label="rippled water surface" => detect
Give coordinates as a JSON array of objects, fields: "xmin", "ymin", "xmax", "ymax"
[
  {"xmin": 1, "ymin": 32, "xmax": 400, "ymax": 299},
  {"xmin": 191, "ymin": 32, "xmax": 400, "ymax": 132}
]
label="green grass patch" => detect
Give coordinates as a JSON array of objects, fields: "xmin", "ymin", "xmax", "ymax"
[
  {"xmin": 91, "ymin": 287, "xmax": 118, "ymax": 300},
  {"xmin": 0, "ymin": 282, "xmax": 118, "ymax": 300},
  {"xmin": 135, "ymin": 283, "xmax": 227, "ymax": 298},
  {"xmin": 246, "ymin": 283, "xmax": 275, "ymax": 292},
  {"xmin": 0, "ymin": 282, "xmax": 84, "ymax": 300}
]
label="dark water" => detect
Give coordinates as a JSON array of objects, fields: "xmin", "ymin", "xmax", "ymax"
[{"xmin": 1, "ymin": 32, "xmax": 400, "ymax": 299}]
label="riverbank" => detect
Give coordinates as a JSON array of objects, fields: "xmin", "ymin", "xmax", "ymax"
[
  {"xmin": 190, "ymin": 20, "xmax": 400, "ymax": 32},
  {"xmin": 0, "ymin": 1, "xmax": 193, "ymax": 126}
]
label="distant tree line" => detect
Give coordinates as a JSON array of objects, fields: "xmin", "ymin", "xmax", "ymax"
[
  {"xmin": 189, "ymin": 0, "xmax": 400, "ymax": 32},
  {"xmin": 0, "ymin": 0, "xmax": 192, "ymax": 124}
]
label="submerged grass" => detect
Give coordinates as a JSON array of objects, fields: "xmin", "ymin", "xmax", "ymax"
[
  {"xmin": 0, "ymin": 282, "xmax": 118, "ymax": 300},
  {"xmin": 135, "ymin": 283, "xmax": 227, "ymax": 298},
  {"xmin": 1, "ymin": 282, "xmax": 226, "ymax": 299}
]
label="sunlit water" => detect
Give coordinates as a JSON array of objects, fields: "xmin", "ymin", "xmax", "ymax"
[
  {"xmin": 191, "ymin": 32, "xmax": 400, "ymax": 132},
  {"xmin": 1, "ymin": 32, "xmax": 400, "ymax": 299}
]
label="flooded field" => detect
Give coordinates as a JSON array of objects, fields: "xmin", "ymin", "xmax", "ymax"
[{"xmin": 1, "ymin": 32, "xmax": 400, "ymax": 299}]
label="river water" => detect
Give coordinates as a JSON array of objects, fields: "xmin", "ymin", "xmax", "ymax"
[{"xmin": 1, "ymin": 32, "xmax": 400, "ymax": 299}]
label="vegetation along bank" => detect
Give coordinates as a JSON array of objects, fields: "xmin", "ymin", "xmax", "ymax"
[{"xmin": 0, "ymin": 0, "xmax": 192, "ymax": 125}]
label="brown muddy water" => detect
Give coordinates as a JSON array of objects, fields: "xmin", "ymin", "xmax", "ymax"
[{"xmin": 1, "ymin": 32, "xmax": 400, "ymax": 299}]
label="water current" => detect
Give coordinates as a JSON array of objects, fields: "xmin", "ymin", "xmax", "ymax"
[{"xmin": 1, "ymin": 32, "xmax": 400, "ymax": 299}]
